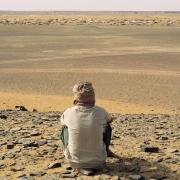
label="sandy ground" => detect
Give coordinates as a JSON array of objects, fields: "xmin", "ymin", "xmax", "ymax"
[
  {"xmin": 0, "ymin": 92, "xmax": 168, "ymax": 114},
  {"xmin": 0, "ymin": 24, "xmax": 180, "ymax": 114}
]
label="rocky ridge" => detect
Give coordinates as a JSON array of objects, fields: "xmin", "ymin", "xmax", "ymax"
[
  {"xmin": 0, "ymin": 15, "xmax": 180, "ymax": 26},
  {"xmin": 0, "ymin": 107, "xmax": 180, "ymax": 179}
]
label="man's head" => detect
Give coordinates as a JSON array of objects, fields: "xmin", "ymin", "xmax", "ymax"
[{"xmin": 72, "ymin": 82, "xmax": 95, "ymax": 106}]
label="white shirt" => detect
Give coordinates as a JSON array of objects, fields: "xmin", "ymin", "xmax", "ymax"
[{"xmin": 60, "ymin": 105, "xmax": 111, "ymax": 169}]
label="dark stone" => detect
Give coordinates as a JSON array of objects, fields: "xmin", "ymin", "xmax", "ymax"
[
  {"xmin": 0, "ymin": 163, "xmax": 6, "ymax": 169},
  {"xmin": 7, "ymin": 143, "xmax": 15, "ymax": 149},
  {"xmin": 65, "ymin": 166, "xmax": 73, "ymax": 170},
  {"xmin": 0, "ymin": 114, "xmax": 7, "ymax": 119},
  {"xmin": 29, "ymin": 171, "xmax": 46, "ymax": 177},
  {"xmin": 160, "ymin": 136, "xmax": 168, "ymax": 140},
  {"xmin": 23, "ymin": 141, "xmax": 39, "ymax": 148},
  {"xmin": 32, "ymin": 108, "xmax": 38, "ymax": 112},
  {"xmin": 140, "ymin": 145, "xmax": 159, "ymax": 153},
  {"xmin": 48, "ymin": 162, "xmax": 62, "ymax": 169},
  {"xmin": 15, "ymin": 106, "xmax": 28, "ymax": 111},
  {"xmin": 129, "ymin": 175, "xmax": 145, "ymax": 180}
]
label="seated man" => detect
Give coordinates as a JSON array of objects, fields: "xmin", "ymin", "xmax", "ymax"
[{"xmin": 60, "ymin": 82, "xmax": 114, "ymax": 175}]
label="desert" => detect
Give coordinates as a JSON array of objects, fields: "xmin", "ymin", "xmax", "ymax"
[{"xmin": 0, "ymin": 12, "xmax": 180, "ymax": 179}]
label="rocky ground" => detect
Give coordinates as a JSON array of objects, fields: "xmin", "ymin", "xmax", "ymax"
[
  {"xmin": 0, "ymin": 106, "xmax": 180, "ymax": 180},
  {"xmin": 0, "ymin": 15, "xmax": 180, "ymax": 26}
]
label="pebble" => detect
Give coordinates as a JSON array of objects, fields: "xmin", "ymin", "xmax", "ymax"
[
  {"xmin": 29, "ymin": 171, "xmax": 46, "ymax": 177},
  {"xmin": 0, "ymin": 110, "xmax": 179, "ymax": 179},
  {"xmin": 140, "ymin": 145, "xmax": 159, "ymax": 153},
  {"xmin": 7, "ymin": 143, "xmax": 15, "ymax": 149},
  {"xmin": 129, "ymin": 175, "xmax": 145, "ymax": 180},
  {"xmin": 0, "ymin": 114, "xmax": 7, "ymax": 119},
  {"xmin": 47, "ymin": 162, "xmax": 62, "ymax": 169},
  {"xmin": 15, "ymin": 105, "xmax": 28, "ymax": 111}
]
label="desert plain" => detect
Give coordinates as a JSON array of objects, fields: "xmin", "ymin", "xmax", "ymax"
[{"xmin": 0, "ymin": 12, "xmax": 180, "ymax": 179}]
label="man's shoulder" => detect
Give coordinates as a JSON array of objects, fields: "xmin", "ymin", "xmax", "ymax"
[
  {"xmin": 63, "ymin": 106, "xmax": 77, "ymax": 114},
  {"xmin": 94, "ymin": 106, "xmax": 108, "ymax": 114}
]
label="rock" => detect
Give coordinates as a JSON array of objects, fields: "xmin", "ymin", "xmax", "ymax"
[
  {"xmin": 0, "ymin": 163, "xmax": 6, "ymax": 169},
  {"xmin": 15, "ymin": 106, "xmax": 28, "ymax": 111},
  {"xmin": 167, "ymin": 148, "xmax": 179, "ymax": 153},
  {"xmin": 29, "ymin": 171, "xmax": 46, "ymax": 177},
  {"xmin": 0, "ymin": 141, "xmax": 7, "ymax": 146},
  {"xmin": 10, "ymin": 127, "xmax": 22, "ymax": 132},
  {"xmin": 0, "ymin": 114, "xmax": 7, "ymax": 119},
  {"xmin": 129, "ymin": 175, "xmax": 145, "ymax": 180},
  {"xmin": 61, "ymin": 173, "xmax": 76, "ymax": 178},
  {"xmin": 160, "ymin": 136, "xmax": 168, "ymax": 140},
  {"xmin": 150, "ymin": 174, "xmax": 167, "ymax": 180},
  {"xmin": 47, "ymin": 162, "xmax": 62, "ymax": 169},
  {"xmin": 65, "ymin": 166, "xmax": 73, "ymax": 170},
  {"xmin": 30, "ymin": 131, "xmax": 41, "ymax": 136},
  {"xmin": 23, "ymin": 141, "xmax": 39, "ymax": 148},
  {"xmin": 0, "ymin": 154, "xmax": 5, "ymax": 160},
  {"xmin": 140, "ymin": 145, "xmax": 159, "ymax": 153},
  {"xmin": 140, "ymin": 166, "xmax": 158, "ymax": 173},
  {"xmin": 32, "ymin": 108, "xmax": 38, "ymax": 112},
  {"xmin": 152, "ymin": 157, "xmax": 163, "ymax": 163},
  {"xmin": 18, "ymin": 176, "xmax": 35, "ymax": 180},
  {"xmin": 36, "ymin": 140, "xmax": 47, "ymax": 146},
  {"xmin": 11, "ymin": 166, "xmax": 25, "ymax": 172},
  {"xmin": 7, "ymin": 143, "xmax": 15, "ymax": 149},
  {"xmin": 164, "ymin": 158, "xmax": 179, "ymax": 164}
]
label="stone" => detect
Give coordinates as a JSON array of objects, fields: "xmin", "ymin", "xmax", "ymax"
[
  {"xmin": 10, "ymin": 127, "xmax": 22, "ymax": 132},
  {"xmin": 129, "ymin": 175, "xmax": 145, "ymax": 180},
  {"xmin": 167, "ymin": 149, "xmax": 179, "ymax": 153},
  {"xmin": 0, "ymin": 154, "xmax": 5, "ymax": 160},
  {"xmin": 61, "ymin": 173, "xmax": 76, "ymax": 178},
  {"xmin": 36, "ymin": 140, "xmax": 47, "ymax": 146},
  {"xmin": 152, "ymin": 157, "xmax": 163, "ymax": 163},
  {"xmin": 0, "ymin": 163, "xmax": 6, "ymax": 169},
  {"xmin": 160, "ymin": 136, "xmax": 168, "ymax": 140},
  {"xmin": 29, "ymin": 171, "xmax": 46, "ymax": 177},
  {"xmin": 7, "ymin": 143, "xmax": 15, "ymax": 149},
  {"xmin": 11, "ymin": 166, "xmax": 25, "ymax": 172},
  {"xmin": 140, "ymin": 145, "xmax": 159, "ymax": 153},
  {"xmin": 30, "ymin": 131, "xmax": 41, "ymax": 136},
  {"xmin": 32, "ymin": 108, "xmax": 38, "ymax": 112},
  {"xmin": 0, "ymin": 142, "xmax": 7, "ymax": 146},
  {"xmin": 165, "ymin": 158, "xmax": 179, "ymax": 164},
  {"xmin": 150, "ymin": 174, "xmax": 167, "ymax": 180},
  {"xmin": 0, "ymin": 114, "xmax": 7, "ymax": 119},
  {"xmin": 47, "ymin": 162, "xmax": 62, "ymax": 169},
  {"xmin": 15, "ymin": 106, "xmax": 28, "ymax": 111},
  {"xmin": 18, "ymin": 176, "xmax": 35, "ymax": 180},
  {"xmin": 23, "ymin": 141, "xmax": 39, "ymax": 148}
]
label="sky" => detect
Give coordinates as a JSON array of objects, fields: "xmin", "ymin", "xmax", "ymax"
[{"xmin": 0, "ymin": 0, "xmax": 180, "ymax": 11}]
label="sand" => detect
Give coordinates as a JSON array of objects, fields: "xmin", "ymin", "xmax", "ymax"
[{"xmin": 0, "ymin": 22, "xmax": 180, "ymax": 114}]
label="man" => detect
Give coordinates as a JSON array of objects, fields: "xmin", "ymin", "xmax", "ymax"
[{"xmin": 60, "ymin": 82, "xmax": 114, "ymax": 175}]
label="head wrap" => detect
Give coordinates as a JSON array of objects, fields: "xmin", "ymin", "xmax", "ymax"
[{"xmin": 73, "ymin": 82, "xmax": 95, "ymax": 105}]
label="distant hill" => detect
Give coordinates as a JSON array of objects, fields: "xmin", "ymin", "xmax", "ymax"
[{"xmin": 0, "ymin": 11, "xmax": 180, "ymax": 15}]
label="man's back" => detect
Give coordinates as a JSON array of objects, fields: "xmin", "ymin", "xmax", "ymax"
[{"xmin": 61, "ymin": 105, "xmax": 110, "ymax": 168}]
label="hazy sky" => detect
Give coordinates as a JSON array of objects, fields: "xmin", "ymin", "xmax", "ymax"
[{"xmin": 0, "ymin": 0, "xmax": 180, "ymax": 11}]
